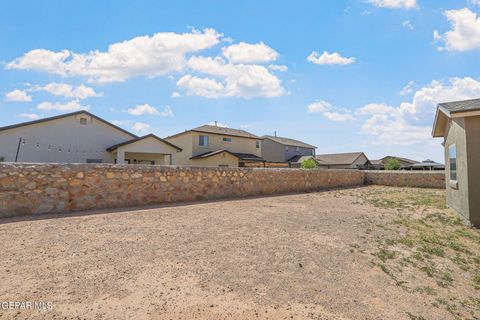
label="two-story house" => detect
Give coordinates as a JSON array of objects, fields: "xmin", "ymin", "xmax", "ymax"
[
  {"xmin": 165, "ymin": 124, "xmax": 265, "ymax": 167},
  {"xmin": 261, "ymin": 135, "xmax": 316, "ymax": 163}
]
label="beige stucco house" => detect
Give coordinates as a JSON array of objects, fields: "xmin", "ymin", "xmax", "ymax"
[
  {"xmin": 432, "ymin": 98, "xmax": 480, "ymax": 227},
  {"xmin": 0, "ymin": 110, "xmax": 181, "ymax": 165},
  {"xmin": 165, "ymin": 124, "xmax": 264, "ymax": 167},
  {"xmin": 261, "ymin": 135, "xmax": 316, "ymax": 163}
]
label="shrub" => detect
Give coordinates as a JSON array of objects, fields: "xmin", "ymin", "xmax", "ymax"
[
  {"xmin": 0, "ymin": 156, "xmax": 4, "ymax": 162},
  {"xmin": 385, "ymin": 158, "xmax": 401, "ymax": 170},
  {"xmin": 301, "ymin": 158, "xmax": 319, "ymax": 169}
]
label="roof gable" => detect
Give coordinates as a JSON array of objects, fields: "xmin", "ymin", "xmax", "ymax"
[
  {"xmin": 0, "ymin": 110, "xmax": 137, "ymax": 138},
  {"xmin": 106, "ymin": 134, "xmax": 182, "ymax": 152}
]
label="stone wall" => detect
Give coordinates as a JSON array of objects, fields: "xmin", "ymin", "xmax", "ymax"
[
  {"xmin": 0, "ymin": 163, "xmax": 365, "ymax": 218},
  {"xmin": 364, "ymin": 170, "xmax": 445, "ymax": 189},
  {"xmin": 0, "ymin": 164, "xmax": 446, "ymax": 218}
]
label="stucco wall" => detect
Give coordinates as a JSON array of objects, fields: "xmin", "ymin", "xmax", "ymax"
[
  {"xmin": 444, "ymin": 118, "xmax": 470, "ymax": 220},
  {"xmin": 364, "ymin": 171, "xmax": 445, "ymax": 189},
  {"xmin": 465, "ymin": 116, "xmax": 480, "ymax": 226}
]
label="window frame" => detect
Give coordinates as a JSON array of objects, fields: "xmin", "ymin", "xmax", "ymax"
[
  {"xmin": 199, "ymin": 135, "xmax": 209, "ymax": 147},
  {"xmin": 222, "ymin": 137, "xmax": 232, "ymax": 143},
  {"xmin": 448, "ymin": 144, "xmax": 458, "ymax": 189}
]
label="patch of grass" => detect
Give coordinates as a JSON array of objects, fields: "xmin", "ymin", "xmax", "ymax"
[
  {"xmin": 420, "ymin": 265, "xmax": 436, "ymax": 277},
  {"xmin": 419, "ymin": 244, "xmax": 445, "ymax": 257},
  {"xmin": 397, "ymin": 235, "xmax": 415, "ymax": 247},
  {"xmin": 437, "ymin": 272, "xmax": 454, "ymax": 288},
  {"xmin": 452, "ymin": 255, "xmax": 470, "ymax": 271},
  {"xmin": 412, "ymin": 252, "xmax": 424, "ymax": 261},
  {"xmin": 414, "ymin": 286, "xmax": 437, "ymax": 296},
  {"xmin": 378, "ymin": 263, "xmax": 392, "ymax": 276},
  {"xmin": 473, "ymin": 273, "xmax": 480, "ymax": 290},
  {"xmin": 375, "ymin": 248, "xmax": 396, "ymax": 262}
]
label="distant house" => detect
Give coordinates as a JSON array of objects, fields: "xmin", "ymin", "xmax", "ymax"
[
  {"xmin": 261, "ymin": 135, "xmax": 316, "ymax": 163},
  {"xmin": 403, "ymin": 160, "xmax": 445, "ymax": 171},
  {"xmin": 165, "ymin": 124, "xmax": 264, "ymax": 167},
  {"xmin": 0, "ymin": 110, "xmax": 182, "ymax": 165},
  {"xmin": 371, "ymin": 156, "xmax": 418, "ymax": 170},
  {"xmin": 432, "ymin": 98, "xmax": 480, "ymax": 227},
  {"xmin": 315, "ymin": 152, "xmax": 371, "ymax": 169}
]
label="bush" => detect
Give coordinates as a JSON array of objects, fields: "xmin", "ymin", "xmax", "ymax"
[
  {"xmin": 0, "ymin": 156, "xmax": 4, "ymax": 162},
  {"xmin": 301, "ymin": 158, "xmax": 319, "ymax": 169},
  {"xmin": 385, "ymin": 158, "xmax": 401, "ymax": 170}
]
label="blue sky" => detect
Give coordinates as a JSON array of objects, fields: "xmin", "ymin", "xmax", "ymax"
[{"xmin": 1, "ymin": 0, "xmax": 480, "ymax": 162}]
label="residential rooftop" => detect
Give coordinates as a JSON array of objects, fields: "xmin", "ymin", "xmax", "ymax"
[
  {"xmin": 315, "ymin": 152, "xmax": 366, "ymax": 165},
  {"xmin": 262, "ymin": 135, "xmax": 316, "ymax": 149}
]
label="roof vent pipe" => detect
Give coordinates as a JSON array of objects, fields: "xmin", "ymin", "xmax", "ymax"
[
  {"xmin": 215, "ymin": 121, "xmax": 217, "ymax": 127},
  {"xmin": 274, "ymin": 131, "xmax": 277, "ymax": 137}
]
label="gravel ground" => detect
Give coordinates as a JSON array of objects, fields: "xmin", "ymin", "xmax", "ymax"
[{"xmin": 0, "ymin": 186, "xmax": 478, "ymax": 320}]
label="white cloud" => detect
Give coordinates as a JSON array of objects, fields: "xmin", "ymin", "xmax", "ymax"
[
  {"xmin": 127, "ymin": 104, "xmax": 160, "ymax": 116},
  {"xmin": 307, "ymin": 51, "xmax": 356, "ymax": 65},
  {"xmin": 127, "ymin": 104, "xmax": 174, "ymax": 117},
  {"xmin": 307, "ymin": 100, "xmax": 355, "ymax": 122},
  {"xmin": 221, "ymin": 42, "xmax": 278, "ymax": 64},
  {"xmin": 435, "ymin": 8, "xmax": 480, "ymax": 51},
  {"xmin": 307, "ymin": 100, "xmax": 332, "ymax": 113},
  {"xmin": 357, "ymin": 77, "xmax": 480, "ymax": 145},
  {"xmin": 5, "ymin": 89, "xmax": 32, "ymax": 102},
  {"xmin": 400, "ymin": 80, "xmax": 415, "ymax": 96},
  {"xmin": 402, "ymin": 20, "xmax": 414, "ymax": 30},
  {"xmin": 268, "ymin": 64, "xmax": 288, "ymax": 72},
  {"xmin": 323, "ymin": 111, "xmax": 355, "ymax": 122},
  {"xmin": 171, "ymin": 91, "xmax": 181, "ymax": 98},
  {"xmin": 177, "ymin": 56, "xmax": 285, "ymax": 98},
  {"xmin": 132, "ymin": 122, "xmax": 151, "ymax": 134},
  {"xmin": 469, "ymin": 0, "xmax": 480, "ymax": 6},
  {"xmin": 36, "ymin": 82, "xmax": 101, "ymax": 99},
  {"xmin": 7, "ymin": 29, "xmax": 223, "ymax": 83},
  {"xmin": 37, "ymin": 100, "xmax": 88, "ymax": 112},
  {"xmin": 18, "ymin": 113, "xmax": 40, "ymax": 120},
  {"xmin": 177, "ymin": 75, "xmax": 225, "ymax": 98},
  {"xmin": 367, "ymin": 0, "xmax": 417, "ymax": 9}
]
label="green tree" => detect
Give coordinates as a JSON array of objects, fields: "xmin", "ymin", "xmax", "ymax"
[
  {"xmin": 301, "ymin": 158, "xmax": 319, "ymax": 169},
  {"xmin": 0, "ymin": 156, "xmax": 4, "ymax": 162},
  {"xmin": 385, "ymin": 158, "xmax": 401, "ymax": 170}
]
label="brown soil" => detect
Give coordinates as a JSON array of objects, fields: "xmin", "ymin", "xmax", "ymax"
[{"xmin": 0, "ymin": 186, "xmax": 478, "ymax": 320}]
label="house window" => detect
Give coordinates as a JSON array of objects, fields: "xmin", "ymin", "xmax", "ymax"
[
  {"xmin": 256, "ymin": 141, "xmax": 260, "ymax": 149},
  {"xmin": 199, "ymin": 135, "xmax": 209, "ymax": 146},
  {"xmin": 296, "ymin": 147, "xmax": 300, "ymax": 151},
  {"xmin": 80, "ymin": 118, "xmax": 87, "ymax": 125},
  {"xmin": 285, "ymin": 146, "xmax": 289, "ymax": 152},
  {"xmin": 223, "ymin": 137, "xmax": 232, "ymax": 142},
  {"xmin": 449, "ymin": 144, "xmax": 457, "ymax": 181}
]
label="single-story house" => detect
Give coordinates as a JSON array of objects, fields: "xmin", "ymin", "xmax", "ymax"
[
  {"xmin": 403, "ymin": 160, "xmax": 445, "ymax": 171},
  {"xmin": 432, "ymin": 98, "xmax": 480, "ymax": 227},
  {"xmin": 315, "ymin": 152, "xmax": 371, "ymax": 169},
  {"xmin": 165, "ymin": 124, "xmax": 264, "ymax": 167},
  {"xmin": 261, "ymin": 135, "xmax": 316, "ymax": 163},
  {"xmin": 0, "ymin": 110, "xmax": 182, "ymax": 165},
  {"xmin": 371, "ymin": 156, "xmax": 418, "ymax": 170}
]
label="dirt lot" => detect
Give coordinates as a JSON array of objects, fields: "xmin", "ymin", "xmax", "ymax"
[{"xmin": 0, "ymin": 186, "xmax": 479, "ymax": 320}]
